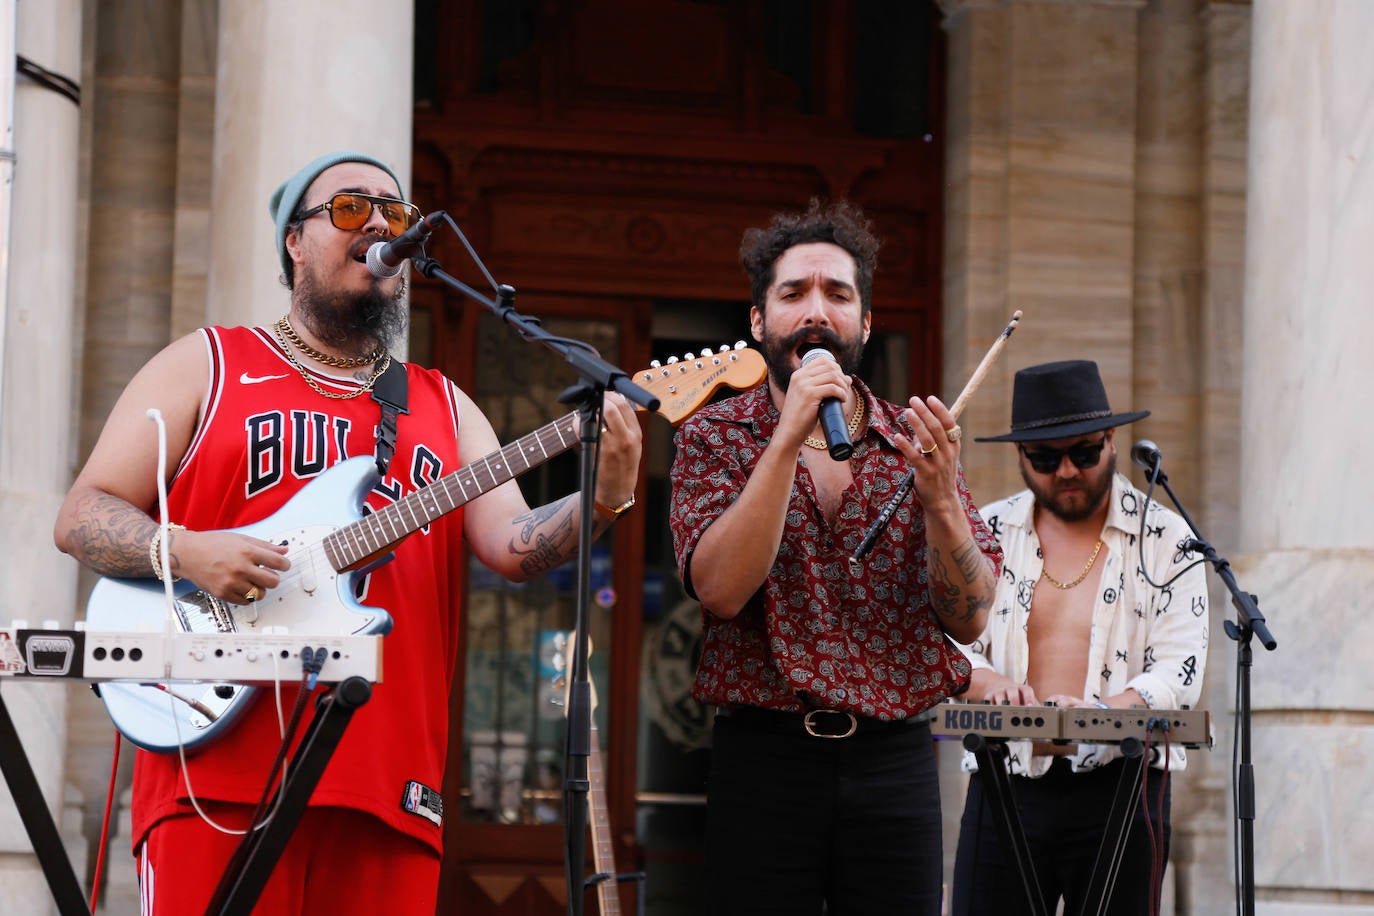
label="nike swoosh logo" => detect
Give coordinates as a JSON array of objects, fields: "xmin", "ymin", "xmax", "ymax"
[{"xmin": 239, "ymin": 372, "xmax": 289, "ymax": 385}]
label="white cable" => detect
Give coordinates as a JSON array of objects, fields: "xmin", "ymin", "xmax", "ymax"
[
  {"xmin": 147, "ymin": 408, "xmax": 248, "ymax": 836},
  {"xmin": 146, "ymin": 410, "xmax": 177, "ymax": 634}
]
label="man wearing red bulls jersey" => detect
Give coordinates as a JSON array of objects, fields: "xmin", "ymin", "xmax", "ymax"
[{"xmin": 53, "ymin": 150, "xmax": 642, "ymax": 915}]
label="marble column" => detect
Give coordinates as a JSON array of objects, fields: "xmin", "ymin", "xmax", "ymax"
[
  {"xmin": 0, "ymin": 0, "xmax": 84, "ymax": 910},
  {"xmin": 1178, "ymin": 5, "xmax": 1252, "ymax": 913},
  {"xmin": 940, "ymin": 0, "xmax": 1147, "ymax": 505},
  {"xmin": 1238, "ymin": 1, "xmax": 1374, "ymax": 911},
  {"xmin": 206, "ymin": 0, "xmax": 415, "ymax": 331},
  {"xmin": 938, "ymin": 0, "xmax": 1154, "ymax": 896}
]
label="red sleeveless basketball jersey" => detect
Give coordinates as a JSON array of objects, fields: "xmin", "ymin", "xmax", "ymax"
[{"xmin": 131, "ymin": 326, "xmax": 467, "ymax": 854}]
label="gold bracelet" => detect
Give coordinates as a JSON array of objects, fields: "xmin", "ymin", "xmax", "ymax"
[
  {"xmin": 594, "ymin": 495, "xmax": 636, "ymax": 521},
  {"xmin": 149, "ymin": 524, "xmax": 186, "ymax": 582}
]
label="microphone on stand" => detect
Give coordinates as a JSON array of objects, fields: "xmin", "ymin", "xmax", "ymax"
[
  {"xmin": 1131, "ymin": 439, "xmax": 1163, "ymax": 482},
  {"xmin": 800, "ymin": 347, "xmax": 853, "ymax": 461},
  {"xmin": 365, "ymin": 210, "xmax": 447, "ymax": 278}
]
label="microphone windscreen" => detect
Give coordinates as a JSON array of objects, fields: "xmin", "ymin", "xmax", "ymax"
[{"xmin": 365, "ymin": 241, "xmax": 403, "ymax": 279}]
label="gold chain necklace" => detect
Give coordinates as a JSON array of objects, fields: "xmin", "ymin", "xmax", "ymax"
[
  {"xmin": 274, "ymin": 315, "xmax": 384, "ymax": 368},
  {"xmin": 271, "ymin": 320, "xmax": 391, "ymax": 400},
  {"xmin": 1039, "ymin": 539, "xmax": 1104, "ymax": 590},
  {"xmin": 803, "ymin": 397, "xmax": 866, "ymax": 453}
]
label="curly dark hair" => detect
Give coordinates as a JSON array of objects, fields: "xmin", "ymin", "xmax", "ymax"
[{"xmin": 739, "ymin": 198, "xmax": 880, "ymax": 316}]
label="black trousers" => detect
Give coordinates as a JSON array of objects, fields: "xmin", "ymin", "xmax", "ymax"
[
  {"xmin": 705, "ymin": 709, "xmax": 943, "ymax": 916},
  {"xmin": 951, "ymin": 756, "xmax": 1172, "ymax": 916}
]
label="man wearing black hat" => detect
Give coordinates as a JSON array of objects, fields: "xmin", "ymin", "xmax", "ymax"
[
  {"xmin": 950, "ymin": 359, "xmax": 1209, "ymax": 916},
  {"xmin": 53, "ymin": 151, "xmax": 643, "ymax": 914}
]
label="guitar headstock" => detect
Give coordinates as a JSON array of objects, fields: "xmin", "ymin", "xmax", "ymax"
[
  {"xmin": 548, "ymin": 630, "xmax": 598, "ymax": 717},
  {"xmin": 633, "ymin": 343, "xmax": 765, "ymax": 425}
]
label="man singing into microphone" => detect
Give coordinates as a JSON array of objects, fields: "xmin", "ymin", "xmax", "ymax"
[
  {"xmin": 668, "ymin": 199, "xmax": 1002, "ymax": 915},
  {"xmin": 950, "ymin": 359, "xmax": 1209, "ymax": 916},
  {"xmin": 53, "ymin": 150, "xmax": 643, "ymax": 914}
]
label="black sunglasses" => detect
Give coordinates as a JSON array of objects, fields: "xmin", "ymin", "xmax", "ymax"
[
  {"xmin": 1019, "ymin": 436, "xmax": 1108, "ymax": 474},
  {"xmin": 299, "ymin": 193, "xmax": 421, "ymax": 237}
]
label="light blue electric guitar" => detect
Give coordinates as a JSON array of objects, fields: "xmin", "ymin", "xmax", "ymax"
[{"xmin": 86, "ymin": 346, "xmax": 764, "ymax": 752}]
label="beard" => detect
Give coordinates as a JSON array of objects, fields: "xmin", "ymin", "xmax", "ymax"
[
  {"xmin": 294, "ymin": 257, "xmax": 408, "ymax": 357},
  {"xmin": 1021, "ymin": 449, "xmax": 1117, "ymax": 523},
  {"xmin": 760, "ymin": 322, "xmax": 865, "ymax": 391}
]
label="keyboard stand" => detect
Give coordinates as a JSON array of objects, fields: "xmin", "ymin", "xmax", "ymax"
[
  {"xmin": 0, "ymin": 684, "xmax": 90, "ymax": 916},
  {"xmin": 1078, "ymin": 736, "xmax": 1146, "ymax": 916},
  {"xmin": 964, "ymin": 733, "xmax": 1148, "ymax": 916},
  {"xmin": 964, "ymin": 733, "xmax": 1049, "ymax": 916},
  {"xmin": 205, "ymin": 675, "xmax": 373, "ymax": 916}
]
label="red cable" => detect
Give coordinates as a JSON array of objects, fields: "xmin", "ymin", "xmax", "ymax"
[
  {"xmin": 1141, "ymin": 732, "xmax": 1158, "ymax": 916},
  {"xmin": 89, "ymin": 730, "xmax": 121, "ymax": 913}
]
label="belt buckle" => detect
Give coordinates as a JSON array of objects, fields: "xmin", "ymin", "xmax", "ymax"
[{"xmin": 803, "ymin": 709, "xmax": 858, "ymax": 739}]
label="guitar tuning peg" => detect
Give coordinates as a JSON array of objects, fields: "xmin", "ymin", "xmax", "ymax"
[
  {"xmin": 734, "ymin": 340, "xmax": 747, "ymax": 349},
  {"xmin": 649, "ymin": 360, "xmax": 661, "ymax": 369},
  {"xmin": 666, "ymin": 356, "xmax": 679, "ymax": 364},
  {"xmin": 718, "ymin": 344, "xmax": 730, "ymax": 353},
  {"xmin": 682, "ymin": 351, "xmax": 695, "ymax": 360}
]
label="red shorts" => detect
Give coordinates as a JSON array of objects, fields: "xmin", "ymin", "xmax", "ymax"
[{"xmin": 137, "ymin": 803, "xmax": 439, "ymax": 916}]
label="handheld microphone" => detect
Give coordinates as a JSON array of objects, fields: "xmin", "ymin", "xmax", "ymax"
[
  {"xmin": 365, "ymin": 210, "xmax": 447, "ymax": 279},
  {"xmin": 800, "ymin": 347, "xmax": 854, "ymax": 461},
  {"xmin": 1131, "ymin": 439, "xmax": 1162, "ymax": 470}
]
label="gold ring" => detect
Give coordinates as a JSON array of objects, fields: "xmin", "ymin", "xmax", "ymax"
[
  {"xmin": 920, "ymin": 442, "xmax": 939, "ymax": 456},
  {"xmin": 946, "ymin": 424, "xmax": 963, "ymax": 443},
  {"xmin": 244, "ymin": 585, "xmax": 262, "ymax": 602}
]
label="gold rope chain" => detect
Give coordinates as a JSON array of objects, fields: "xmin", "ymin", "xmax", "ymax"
[
  {"xmin": 274, "ymin": 315, "xmax": 384, "ymax": 368},
  {"xmin": 271, "ymin": 319, "xmax": 391, "ymax": 401},
  {"xmin": 803, "ymin": 396, "xmax": 867, "ymax": 453},
  {"xmin": 1039, "ymin": 538, "xmax": 1105, "ymax": 590}
]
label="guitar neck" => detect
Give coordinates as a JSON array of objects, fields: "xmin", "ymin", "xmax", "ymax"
[
  {"xmin": 587, "ymin": 724, "xmax": 622, "ymax": 916},
  {"xmin": 319, "ymin": 344, "xmax": 766, "ymax": 573},
  {"xmin": 321, "ymin": 411, "xmax": 581, "ymax": 570}
]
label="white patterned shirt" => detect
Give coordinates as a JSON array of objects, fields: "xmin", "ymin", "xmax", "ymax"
[{"xmin": 957, "ymin": 473, "xmax": 1209, "ymax": 776}]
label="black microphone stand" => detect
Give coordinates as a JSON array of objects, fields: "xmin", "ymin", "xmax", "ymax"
[
  {"xmin": 1139, "ymin": 457, "xmax": 1275, "ymax": 916},
  {"xmin": 410, "ymin": 218, "xmax": 657, "ymax": 916}
]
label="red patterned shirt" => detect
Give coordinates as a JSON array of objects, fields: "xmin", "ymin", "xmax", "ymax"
[{"xmin": 670, "ymin": 380, "xmax": 1002, "ymax": 720}]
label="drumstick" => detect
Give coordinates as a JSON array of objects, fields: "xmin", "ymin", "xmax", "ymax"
[
  {"xmin": 847, "ymin": 310, "xmax": 1023, "ymax": 570},
  {"xmin": 948, "ymin": 309, "xmax": 1021, "ymax": 422}
]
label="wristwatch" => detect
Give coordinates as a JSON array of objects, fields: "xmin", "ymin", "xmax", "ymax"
[{"xmin": 594, "ymin": 495, "xmax": 636, "ymax": 521}]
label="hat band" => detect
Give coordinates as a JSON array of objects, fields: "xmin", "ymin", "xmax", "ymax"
[{"xmin": 1012, "ymin": 408, "xmax": 1112, "ymax": 431}]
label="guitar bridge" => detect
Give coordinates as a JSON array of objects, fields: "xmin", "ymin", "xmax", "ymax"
[{"xmin": 174, "ymin": 592, "xmax": 238, "ymax": 635}]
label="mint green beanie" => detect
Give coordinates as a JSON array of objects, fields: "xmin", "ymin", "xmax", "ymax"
[{"xmin": 268, "ymin": 150, "xmax": 403, "ymax": 281}]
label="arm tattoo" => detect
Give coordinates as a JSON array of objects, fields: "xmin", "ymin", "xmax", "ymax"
[
  {"xmin": 928, "ymin": 537, "xmax": 994, "ymax": 624},
  {"xmin": 60, "ymin": 493, "xmax": 158, "ymax": 578},
  {"xmin": 508, "ymin": 492, "xmax": 616, "ymax": 579},
  {"xmin": 507, "ymin": 494, "xmax": 589, "ymax": 579}
]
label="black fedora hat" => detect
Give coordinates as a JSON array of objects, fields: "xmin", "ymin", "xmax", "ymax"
[{"xmin": 975, "ymin": 360, "xmax": 1149, "ymax": 443}]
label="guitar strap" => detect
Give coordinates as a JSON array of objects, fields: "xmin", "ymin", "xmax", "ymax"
[{"xmin": 370, "ymin": 357, "xmax": 409, "ymax": 475}]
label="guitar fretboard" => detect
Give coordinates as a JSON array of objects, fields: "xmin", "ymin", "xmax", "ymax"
[
  {"xmin": 320, "ymin": 413, "xmax": 581, "ymax": 570},
  {"xmin": 588, "ymin": 724, "xmax": 621, "ymax": 916}
]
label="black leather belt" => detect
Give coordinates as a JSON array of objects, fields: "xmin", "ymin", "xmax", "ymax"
[{"xmin": 716, "ymin": 705, "xmax": 925, "ymax": 739}]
